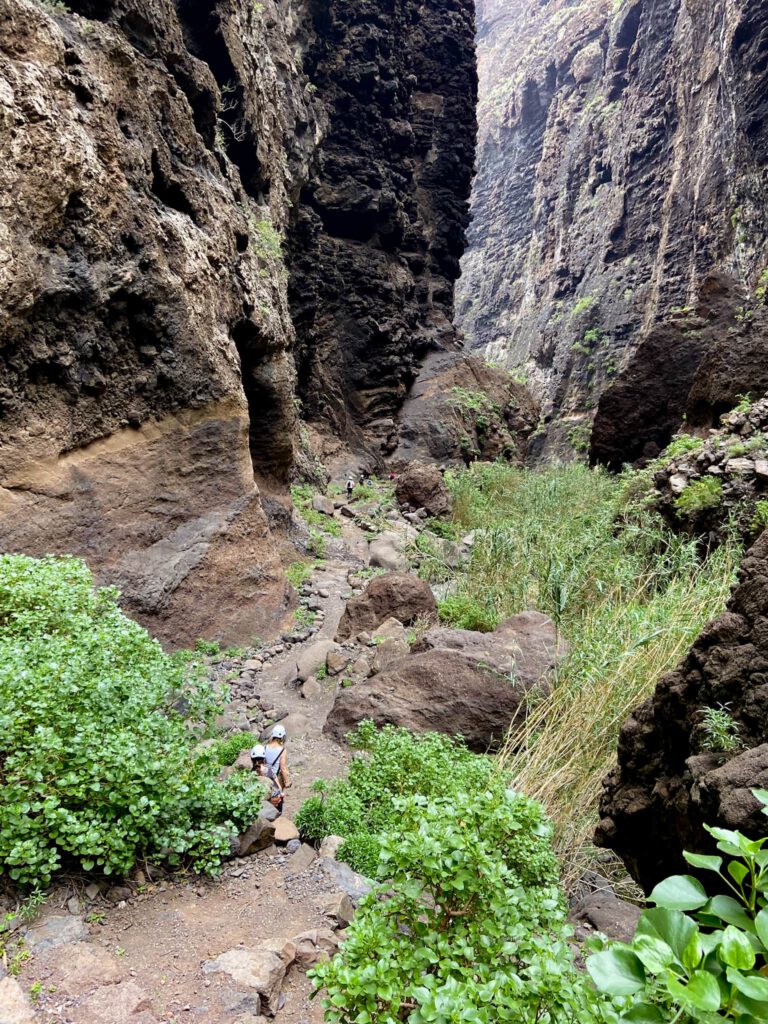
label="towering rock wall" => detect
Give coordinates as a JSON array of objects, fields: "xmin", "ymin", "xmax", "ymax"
[
  {"xmin": 288, "ymin": 0, "xmax": 477, "ymax": 456},
  {"xmin": 457, "ymin": 0, "xmax": 768, "ymax": 464},
  {"xmin": 0, "ymin": 0, "xmax": 477, "ymax": 644}
]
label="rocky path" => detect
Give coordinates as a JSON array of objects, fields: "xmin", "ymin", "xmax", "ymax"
[{"xmin": 7, "ymin": 518, "xmax": 381, "ymax": 1024}]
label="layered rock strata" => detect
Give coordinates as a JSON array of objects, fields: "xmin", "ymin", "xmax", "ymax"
[
  {"xmin": 458, "ymin": 0, "xmax": 768, "ymax": 464},
  {"xmin": 0, "ymin": 0, "xmax": 478, "ymax": 642}
]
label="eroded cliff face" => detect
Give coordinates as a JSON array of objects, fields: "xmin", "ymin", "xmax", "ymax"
[
  {"xmin": 288, "ymin": 0, "xmax": 477, "ymax": 456},
  {"xmin": 0, "ymin": 0, "xmax": 477, "ymax": 644},
  {"xmin": 458, "ymin": 0, "xmax": 768, "ymax": 464}
]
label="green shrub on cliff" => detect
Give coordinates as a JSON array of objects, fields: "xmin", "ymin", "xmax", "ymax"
[{"xmin": 0, "ymin": 554, "xmax": 265, "ymax": 887}]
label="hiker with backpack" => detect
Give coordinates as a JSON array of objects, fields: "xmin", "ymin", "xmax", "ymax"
[
  {"xmin": 251, "ymin": 725, "xmax": 291, "ymax": 815},
  {"xmin": 250, "ymin": 744, "xmax": 284, "ymax": 814}
]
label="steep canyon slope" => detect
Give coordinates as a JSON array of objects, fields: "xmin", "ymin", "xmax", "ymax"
[
  {"xmin": 458, "ymin": 0, "xmax": 768, "ymax": 463},
  {"xmin": 0, "ymin": 0, "xmax": 477, "ymax": 644}
]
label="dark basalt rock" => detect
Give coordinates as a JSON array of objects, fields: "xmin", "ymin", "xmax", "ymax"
[
  {"xmin": 287, "ymin": 0, "xmax": 478, "ymax": 455},
  {"xmin": 596, "ymin": 531, "xmax": 768, "ymax": 893},
  {"xmin": 459, "ymin": 0, "xmax": 768, "ymax": 464}
]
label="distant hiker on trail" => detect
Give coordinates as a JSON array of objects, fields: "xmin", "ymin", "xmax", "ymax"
[
  {"xmin": 250, "ymin": 743, "xmax": 284, "ymax": 814},
  {"xmin": 346, "ymin": 477, "xmax": 355, "ymax": 501},
  {"xmin": 265, "ymin": 724, "xmax": 290, "ymax": 791}
]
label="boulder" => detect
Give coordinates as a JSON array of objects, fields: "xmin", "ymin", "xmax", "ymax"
[
  {"xmin": 318, "ymin": 835, "xmax": 345, "ymax": 860},
  {"xmin": 316, "ymin": 857, "xmax": 372, "ymax": 904},
  {"xmin": 203, "ymin": 949, "xmax": 285, "ymax": 1015},
  {"xmin": 238, "ymin": 817, "xmax": 276, "ymax": 857},
  {"xmin": 296, "ymin": 640, "xmax": 341, "ymax": 682},
  {"xmin": 326, "ymin": 650, "xmax": 352, "ymax": 676},
  {"xmin": 371, "ymin": 617, "xmax": 408, "ymax": 643},
  {"xmin": 371, "ymin": 636, "xmax": 409, "ymax": 673},
  {"xmin": 0, "ymin": 977, "xmax": 35, "ymax": 1024},
  {"xmin": 336, "ymin": 573, "xmax": 437, "ymax": 640},
  {"xmin": 321, "ymin": 892, "xmax": 355, "ymax": 928},
  {"xmin": 291, "ymin": 928, "xmax": 339, "ymax": 969},
  {"xmin": 368, "ymin": 532, "xmax": 409, "ymax": 571},
  {"xmin": 287, "ymin": 843, "xmax": 317, "ymax": 874},
  {"xmin": 25, "ymin": 914, "xmax": 88, "ymax": 952},
  {"xmin": 326, "ymin": 612, "xmax": 564, "ymax": 752},
  {"xmin": 395, "ymin": 462, "xmax": 452, "ymax": 517},
  {"xmin": 301, "ymin": 677, "xmax": 322, "ymax": 700},
  {"xmin": 311, "ymin": 494, "xmax": 336, "ymax": 516},
  {"xmin": 77, "ymin": 981, "xmax": 157, "ymax": 1024},
  {"xmin": 273, "ymin": 817, "xmax": 300, "ymax": 843},
  {"xmin": 569, "ymin": 891, "xmax": 642, "ymax": 944},
  {"xmin": 597, "ymin": 531, "xmax": 768, "ymax": 891}
]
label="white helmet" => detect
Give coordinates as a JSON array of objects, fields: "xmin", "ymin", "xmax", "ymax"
[
  {"xmin": 251, "ymin": 744, "xmax": 266, "ymax": 759},
  {"xmin": 271, "ymin": 724, "xmax": 287, "ymax": 740}
]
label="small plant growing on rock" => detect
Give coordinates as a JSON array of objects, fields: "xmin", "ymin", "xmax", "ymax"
[
  {"xmin": 664, "ymin": 434, "xmax": 705, "ymax": 460},
  {"xmin": 699, "ymin": 703, "xmax": 742, "ymax": 753},
  {"xmin": 674, "ymin": 477, "xmax": 723, "ymax": 518}
]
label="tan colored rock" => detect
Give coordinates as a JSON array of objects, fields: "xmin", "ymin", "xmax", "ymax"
[
  {"xmin": 52, "ymin": 942, "xmax": 124, "ymax": 996},
  {"xmin": 287, "ymin": 843, "xmax": 318, "ymax": 873},
  {"xmin": 203, "ymin": 948, "xmax": 285, "ymax": 1014},
  {"xmin": 273, "ymin": 817, "xmax": 300, "ymax": 843},
  {"xmin": 238, "ymin": 817, "xmax": 276, "ymax": 857},
  {"xmin": 0, "ymin": 977, "xmax": 35, "ymax": 1024},
  {"xmin": 296, "ymin": 640, "xmax": 341, "ymax": 682},
  {"xmin": 371, "ymin": 636, "xmax": 409, "ymax": 674},
  {"xmin": 326, "ymin": 650, "xmax": 352, "ymax": 676},
  {"xmin": 318, "ymin": 835, "xmax": 345, "ymax": 859},
  {"xmin": 77, "ymin": 981, "xmax": 155, "ymax": 1024},
  {"xmin": 371, "ymin": 617, "xmax": 408, "ymax": 643},
  {"xmin": 321, "ymin": 892, "xmax": 355, "ymax": 928},
  {"xmin": 301, "ymin": 677, "xmax": 322, "ymax": 700},
  {"xmin": 395, "ymin": 461, "xmax": 452, "ymax": 517}
]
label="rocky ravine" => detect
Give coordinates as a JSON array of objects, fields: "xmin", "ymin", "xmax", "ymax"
[
  {"xmin": 457, "ymin": 0, "xmax": 768, "ymax": 464},
  {"xmin": 0, "ymin": 0, "xmax": 478, "ymax": 645}
]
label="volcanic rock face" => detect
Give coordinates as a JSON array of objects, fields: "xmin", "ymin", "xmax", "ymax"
[
  {"xmin": 0, "ymin": 0, "xmax": 478, "ymax": 642},
  {"xmin": 457, "ymin": 0, "xmax": 768, "ymax": 464},
  {"xmin": 287, "ymin": 0, "xmax": 477, "ymax": 454},
  {"xmin": 597, "ymin": 531, "xmax": 768, "ymax": 893}
]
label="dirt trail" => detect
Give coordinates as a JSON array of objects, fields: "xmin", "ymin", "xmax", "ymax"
[{"xmin": 18, "ymin": 523, "xmax": 373, "ymax": 1024}]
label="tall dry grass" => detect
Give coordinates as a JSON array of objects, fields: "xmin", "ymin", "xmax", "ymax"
[{"xmin": 436, "ymin": 462, "xmax": 742, "ymax": 885}]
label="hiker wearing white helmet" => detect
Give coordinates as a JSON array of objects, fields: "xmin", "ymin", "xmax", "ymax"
[
  {"xmin": 265, "ymin": 724, "xmax": 290, "ymax": 792},
  {"xmin": 251, "ymin": 742, "xmax": 285, "ymax": 814}
]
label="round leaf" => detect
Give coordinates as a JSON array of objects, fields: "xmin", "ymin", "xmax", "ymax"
[
  {"xmin": 587, "ymin": 947, "xmax": 647, "ymax": 996},
  {"xmin": 720, "ymin": 925, "xmax": 757, "ymax": 970},
  {"xmin": 648, "ymin": 874, "xmax": 708, "ymax": 911},
  {"xmin": 727, "ymin": 967, "xmax": 768, "ymax": 1001},
  {"xmin": 633, "ymin": 935, "xmax": 675, "ymax": 975},
  {"xmin": 667, "ymin": 970, "xmax": 721, "ymax": 1012},
  {"xmin": 683, "ymin": 851, "xmax": 723, "ymax": 873}
]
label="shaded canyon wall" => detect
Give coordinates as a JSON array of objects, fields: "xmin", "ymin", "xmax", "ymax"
[
  {"xmin": 458, "ymin": 0, "xmax": 768, "ymax": 464},
  {"xmin": 0, "ymin": 0, "xmax": 477, "ymax": 644}
]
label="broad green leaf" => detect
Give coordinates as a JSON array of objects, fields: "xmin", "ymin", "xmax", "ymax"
[
  {"xmin": 620, "ymin": 1005, "xmax": 665, "ymax": 1024},
  {"xmin": 720, "ymin": 925, "xmax": 757, "ymax": 969},
  {"xmin": 683, "ymin": 851, "xmax": 722, "ymax": 873},
  {"xmin": 666, "ymin": 969, "xmax": 721, "ymax": 1012},
  {"xmin": 755, "ymin": 908, "xmax": 768, "ymax": 949},
  {"xmin": 681, "ymin": 930, "xmax": 703, "ymax": 973},
  {"xmin": 705, "ymin": 895, "xmax": 754, "ymax": 930},
  {"xmin": 637, "ymin": 907, "xmax": 696, "ymax": 960},
  {"xmin": 648, "ymin": 874, "xmax": 708, "ymax": 911},
  {"xmin": 633, "ymin": 934, "xmax": 675, "ymax": 975},
  {"xmin": 727, "ymin": 967, "xmax": 768, "ymax": 1001},
  {"xmin": 752, "ymin": 788, "xmax": 768, "ymax": 810},
  {"xmin": 729, "ymin": 861, "xmax": 750, "ymax": 886},
  {"xmin": 587, "ymin": 947, "xmax": 647, "ymax": 996}
]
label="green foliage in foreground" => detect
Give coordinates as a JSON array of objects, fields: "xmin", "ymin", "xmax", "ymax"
[
  {"xmin": 295, "ymin": 722, "xmax": 494, "ymax": 878},
  {"xmin": 0, "ymin": 555, "xmax": 266, "ymax": 886},
  {"xmin": 310, "ymin": 788, "xmax": 612, "ymax": 1024},
  {"xmin": 589, "ymin": 792, "xmax": 768, "ymax": 1022}
]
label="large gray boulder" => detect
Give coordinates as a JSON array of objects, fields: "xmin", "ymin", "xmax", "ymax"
[{"xmin": 395, "ymin": 461, "xmax": 452, "ymax": 517}]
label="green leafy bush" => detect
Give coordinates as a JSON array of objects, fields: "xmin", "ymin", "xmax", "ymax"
[
  {"xmin": 0, "ymin": 555, "xmax": 266, "ymax": 886},
  {"xmin": 437, "ymin": 592, "xmax": 499, "ymax": 632},
  {"xmin": 674, "ymin": 478, "xmax": 723, "ymax": 518},
  {"xmin": 664, "ymin": 435, "xmax": 705, "ymax": 460},
  {"xmin": 295, "ymin": 722, "xmax": 495, "ymax": 877},
  {"xmin": 311, "ymin": 789, "xmax": 607, "ymax": 1024},
  {"xmin": 589, "ymin": 792, "xmax": 768, "ymax": 1022}
]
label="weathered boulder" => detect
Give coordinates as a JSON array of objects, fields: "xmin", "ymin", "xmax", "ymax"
[
  {"xmin": 569, "ymin": 890, "xmax": 642, "ymax": 945},
  {"xmin": 203, "ymin": 948, "xmax": 284, "ymax": 1015},
  {"xmin": 0, "ymin": 977, "xmax": 35, "ymax": 1024},
  {"xmin": 395, "ymin": 462, "xmax": 452, "ymax": 517},
  {"xmin": 326, "ymin": 612, "xmax": 564, "ymax": 752},
  {"xmin": 238, "ymin": 817, "xmax": 276, "ymax": 857},
  {"xmin": 597, "ymin": 531, "xmax": 768, "ymax": 892},
  {"xmin": 336, "ymin": 573, "xmax": 437, "ymax": 641},
  {"xmin": 368, "ymin": 532, "xmax": 410, "ymax": 571},
  {"xmin": 296, "ymin": 640, "xmax": 341, "ymax": 682}
]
